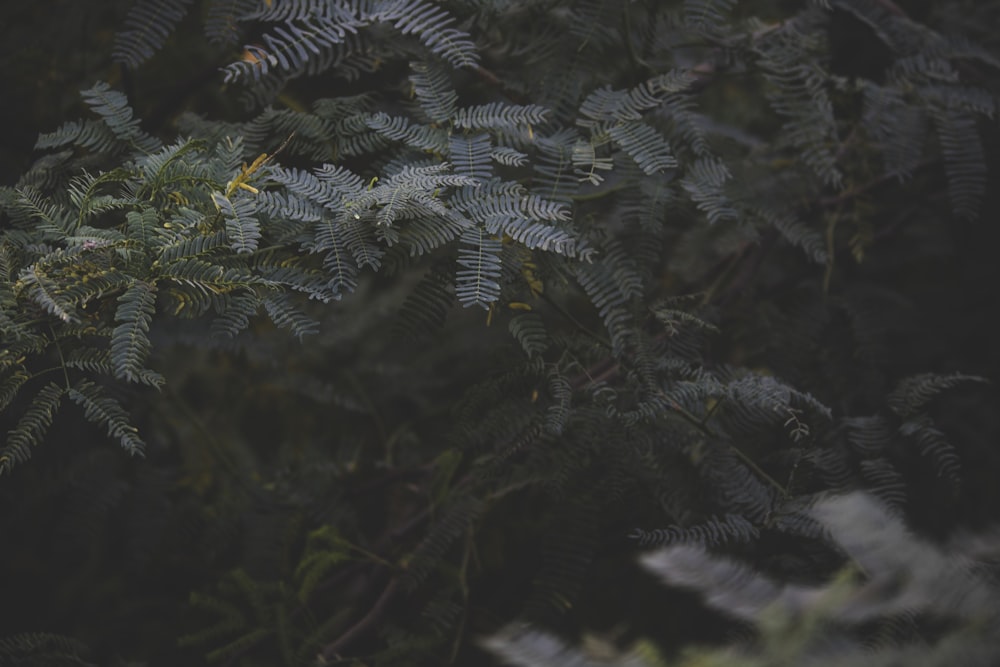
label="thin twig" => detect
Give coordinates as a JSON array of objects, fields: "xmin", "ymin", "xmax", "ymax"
[
  {"xmin": 48, "ymin": 325, "xmax": 71, "ymax": 390},
  {"xmin": 318, "ymin": 578, "xmax": 402, "ymax": 662},
  {"xmin": 539, "ymin": 291, "xmax": 612, "ymax": 350}
]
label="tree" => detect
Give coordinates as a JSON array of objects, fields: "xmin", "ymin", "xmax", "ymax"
[{"xmin": 1, "ymin": 1, "xmax": 999, "ymax": 665}]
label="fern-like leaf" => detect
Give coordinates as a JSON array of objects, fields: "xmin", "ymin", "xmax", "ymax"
[
  {"xmin": 450, "ymin": 133, "xmax": 493, "ymax": 181},
  {"xmin": 491, "ymin": 147, "xmax": 529, "ymax": 167},
  {"xmin": 455, "ymin": 227, "xmax": 502, "ymax": 309},
  {"xmin": 366, "ymin": 112, "xmax": 448, "ymax": 153},
  {"xmin": 205, "ymin": 0, "xmax": 257, "ymax": 46},
  {"xmin": 899, "ymin": 417, "xmax": 961, "ymax": 486},
  {"xmin": 453, "ymin": 103, "xmax": 550, "ymax": 130},
  {"xmin": 681, "ymin": 158, "xmax": 737, "ymax": 224},
  {"xmin": 402, "ymin": 495, "xmax": 483, "ymax": 589},
  {"xmin": 579, "ymin": 70, "xmax": 698, "ymax": 125},
  {"xmin": 125, "ymin": 207, "xmax": 167, "ymax": 246},
  {"xmin": 67, "ymin": 379, "xmax": 146, "ymax": 457},
  {"xmin": 17, "ymin": 265, "xmax": 79, "ymax": 323},
  {"xmin": 262, "ymin": 291, "xmax": 319, "ymax": 340},
  {"xmin": 114, "ymin": 0, "xmax": 195, "ymax": 69},
  {"xmin": 684, "ymin": 0, "xmax": 738, "ymax": 34},
  {"xmin": 394, "ymin": 264, "xmax": 454, "ymax": 340},
  {"xmin": 608, "ymin": 121, "xmax": 678, "ymax": 175},
  {"xmin": 374, "ymin": 0, "xmax": 479, "ymax": 68},
  {"xmin": 111, "ymin": 280, "xmax": 161, "ymax": 386},
  {"xmin": 410, "ymin": 60, "xmax": 458, "ymax": 123},
  {"xmin": 0, "ymin": 382, "xmax": 64, "ymax": 475},
  {"xmin": 0, "ymin": 632, "xmax": 93, "ymax": 665},
  {"xmin": 508, "ymin": 312, "xmax": 548, "ymax": 358},
  {"xmin": 295, "ymin": 526, "xmax": 351, "ymax": 604},
  {"xmin": 210, "ymin": 290, "xmax": 261, "ymax": 338},
  {"xmin": 80, "ymin": 82, "xmax": 162, "ymax": 153},
  {"xmin": 212, "ymin": 191, "xmax": 262, "ymax": 254},
  {"xmin": 887, "ymin": 372, "xmax": 987, "ymax": 419},
  {"xmin": 630, "ymin": 514, "xmax": 759, "ymax": 548},
  {"xmin": 934, "ymin": 108, "xmax": 988, "ymax": 220}
]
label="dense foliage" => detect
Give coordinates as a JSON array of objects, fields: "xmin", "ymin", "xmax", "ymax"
[{"xmin": 1, "ymin": 0, "xmax": 999, "ymax": 665}]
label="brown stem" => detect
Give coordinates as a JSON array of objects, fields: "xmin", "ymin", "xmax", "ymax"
[
  {"xmin": 318, "ymin": 578, "xmax": 403, "ymax": 662},
  {"xmin": 819, "ymin": 159, "xmax": 937, "ymax": 209}
]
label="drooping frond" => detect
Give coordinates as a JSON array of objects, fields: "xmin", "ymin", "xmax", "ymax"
[
  {"xmin": 933, "ymin": 108, "xmax": 988, "ymax": 220},
  {"xmin": 449, "ymin": 133, "xmax": 493, "ymax": 181},
  {"xmin": 80, "ymin": 83, "xmax": 162, "ymax": 154},
  {"xmin": 365, "ymin": 112, "xmax": 448, "ymax": 153},
  {"xmin": 125, "ymin": 207, "xmax": 165, "ymax": 246},
  {"xmin": 0, "ymin": 382, "xmax": 64, "ymax": 475},
  {"xmin": 841, "ymin": 414, "xmax": 892, "ymax": 458},
  {"xmin": 156, "ymin": 230, "xmax": 228, "ymax": 264},
  {"xmin": 109, "ymin": 280, "xmax": 161, "ymax": 387},
  {"xmin": 66, "ymin": 170, "xmax": 135, "ymax": 225},
  {"xmin": 607, "ymin": 121, "xmax": 678, "ymax": 175},
  {"xmin": 699, "ymin": 445, "xmax": 781, "ymax": 524},
  {"xmin": 452, "ymin": 103, "xmax": 550, "ymax": 131},
  {"xmin": 242, "ymin": 14, "xmax": 363, "ymax": 80},
  {"xmin": 720, "ymin": 373, "xmax": 831, "ymax": 441},
  {"xmin": 531, "ymin": 130, "xmax": 579, "ymax": 203},
  {"xmin": 491, "ymin": 146, "xmax": 529, "ymax": 167},
  {"xmin": 508, "ymin": 312, "xmax": 548, "ymax": 358},
  {"xmin": 372, "ymin": 0, "xmax": 480, "ymax": 69},
  {"xmin": 0, "ymin": 633, "xmax": 93, "ymax": 666},
  {"xmin": 449, "ymin": 178, "xmax": 589, "ymax": 260},
  {"xmin": 578, "ymin": 70, "xmax": 698, "ymax": 126},
  {"xmin": 544, "ymin": 368, "xmax": 572, "ymax": 435},
  {"xmin": 859, "ymin": 457, "xmax": 907, "ymax": 510},
  {"xmin": 343, "ymin": 163, "xmax": 474, "ymax": 240},
  {"xmin": 210, "ymin": 290, "xmax": 261, "ymax": 339},
  {"xmin": 261, "ymin": 291, "xmax": 320, "ymax": 340},
  {"xmin": 860, "ymin": 82, "xmax": 928, "ymax": 180},
  {"xmin": 899, "ymin": 417, "xmax": 962, "ymax": 486},
  {"xmin": 393, "ymin": 263, "xmax": 454, "ymax": 340},
  {"xmin": 221, "ymin": 0, "xmax": 478, "ymax": 85},
  {"xmin": 66, "ymin": 380, "xmax": 146, "ymax": 458},
  {"xmin": 402, "ymin": 495, "xmax": 484, "ymax": 589},
  {"xmin": 35, "ymin": 120, "xmax": 119, "ymax": 158},
  {"xmin": 455, "ymin": 226, "xmax": 502, "ymax": 309},
  {"xmin": 6, "ymin": 187, "xmax": 75, "ymax": 238},
  {"xmin": 760, "ymin": 208, "xmax": 827, "ymax": 263},
  {"xmin": 204, "ymin": 0, "xmax": 257, "ymax": 46},
  {"xmin": 17, "ymin": 264, "xmax": 81, "ymax": 323},
  {"xmin": 680, "ymin": 158, "xmax": 737, "ymax": 224},
  {"xmin": 294, "ymin": 525, "xmax": 352, "ymax": 604},
  {"xmin": 158, "ymin": 258, "xmax": 262, "ymax": 300},
  {"xmin": 755, "ymin": 18, "xmax": 842, "ymax": 188},
  {"xmin": 272, "ymin": 164, "xmax": 366, "ymax": 213},
  {"xmin": 340, "ymin": 215, "xmax": 383, "ymax": 270},
  {"xmin": 683, "ymin": 0, "xmax": 738, "ymax": 34},
  {"xmin": 114, "ymin": 0, "xmax": 195, "ymax": 69},
  {"xmin": 212, "ymin": 191, "xmax": 262, "ymax": 254},
  {"xmin": 409, "ymin": 60, "xmax": 458, "ymax": 124},
  {"xmin": 886, "ymin": 372, "xmax": 988, "ymax": 419},
  {"xmin": 573, "ymin": 242, "xmax": 643, "ymax": 352},
  {"xmin": 630, "ymin": 514, "xmax": 759, "ymax": 548},
  {"xmin": 244, "ymin": 109, "xmax": 334, "ymax": 162},
  {"xmin": 312, "ymin": 214, "xmax": 360, "ymax": 295}
]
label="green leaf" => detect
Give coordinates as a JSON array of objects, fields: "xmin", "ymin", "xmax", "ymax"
[{"xmin": 111, "ymin": 280, "xmax": 162, "ymax": 386}]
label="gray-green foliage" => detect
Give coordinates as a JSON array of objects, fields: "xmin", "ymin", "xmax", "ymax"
[
  {"xmin": 0, "ymin": 75, "xmax": 586, "ymax": 471},
  {"xmin": 487, "ymin": 492, "xmax": 1000, "ymax": 667}
]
